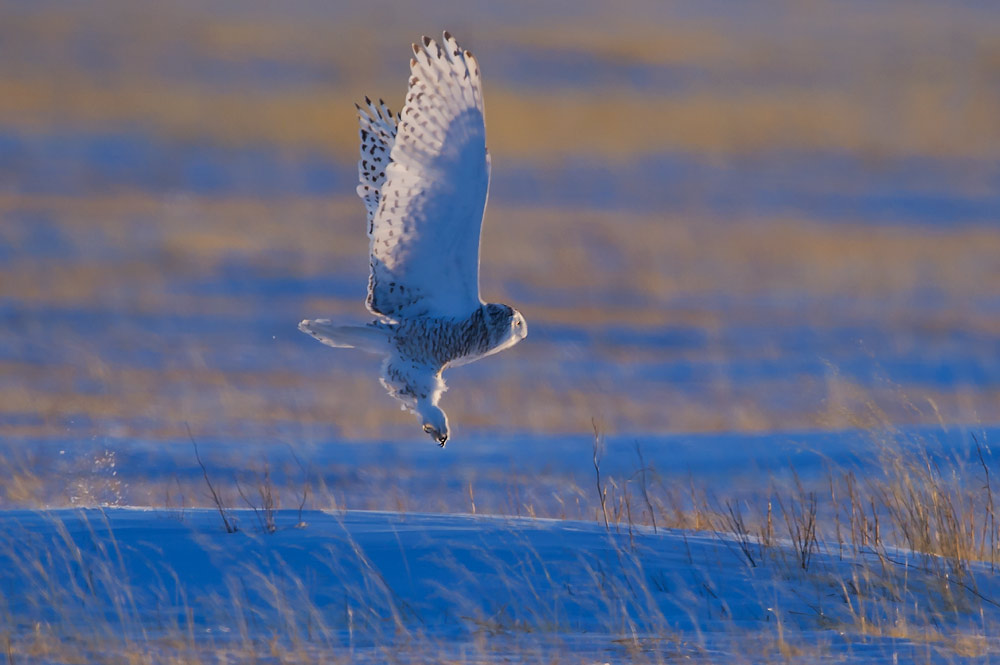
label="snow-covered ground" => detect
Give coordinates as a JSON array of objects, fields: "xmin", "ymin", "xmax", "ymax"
[
  {"xmin": 3, "ymin": 506, "xmax": 999, "ymax": 664},
  {"xmin": 3, "ymin": 427, "xmax": 1000, "ymax": 663}
]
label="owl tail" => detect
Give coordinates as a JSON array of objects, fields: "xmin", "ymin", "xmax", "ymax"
[{"xmin": 298, "ymin": 320, "xmax": 391, "ymax": 355}]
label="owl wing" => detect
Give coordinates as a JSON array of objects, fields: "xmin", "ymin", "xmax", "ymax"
[{"xmin": 357, "ymin": 31, "xmax": 490, "ymax": 320}]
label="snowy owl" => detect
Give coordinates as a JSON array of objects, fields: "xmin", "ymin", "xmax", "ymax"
[{"xmin": 299, "ymin": 31, "xmax": 527, "ymax": 446}]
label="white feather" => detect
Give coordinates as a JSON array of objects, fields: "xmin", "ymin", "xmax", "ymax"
[
  {"xmin": 364, "ymin": 31, "xmax": 490, "ymax": 320},
  {"xmin": 301, "ymin": 32, "xmax": 523, "ymax": 446}
]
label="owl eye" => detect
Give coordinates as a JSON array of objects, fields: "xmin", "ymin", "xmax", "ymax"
[
  {"xmin": 514, "ymin": 319, "xmax": 521, "ymax": 327},
  {"xmin": 423, "ymin": 424, "xmax": 433, "ymax": 433}
]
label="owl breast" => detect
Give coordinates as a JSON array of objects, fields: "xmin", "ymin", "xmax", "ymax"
[{"xmin": 383, "ymin": 307, "xmax": 495, "ymax": 369}]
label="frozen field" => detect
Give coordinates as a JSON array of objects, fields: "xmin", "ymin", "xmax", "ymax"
[
  {"xmin": 4, "ymin": 427, "xmax": 1000, "ymax": 662},
  {"xmin": 2, "ymin": 0, "xmax": 999, "ymax": 662},
  {"xmin": 4, "ymin": 506, "xmax": 1000, "ymax": 664}
]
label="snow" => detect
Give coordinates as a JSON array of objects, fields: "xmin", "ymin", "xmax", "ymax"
[
  {"xmin": 2, "ymin": 422, "xmax": 999, "ymax": 663},
  {"xmin": 3, "ymin": 501, "xmax": 999, "ymax": 663},
  {"xmin": 4, "ymin": 428, "xmax": 1000, "ymax": 662}
]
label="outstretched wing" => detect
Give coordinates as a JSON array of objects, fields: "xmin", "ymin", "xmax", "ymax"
[
  {"xmin": 360, "ymin": 31, "xmax": 490, "ymax": 320},
  {"xmin": 356, "ymin": 97, "xmax": 397, "ymax": 233}
]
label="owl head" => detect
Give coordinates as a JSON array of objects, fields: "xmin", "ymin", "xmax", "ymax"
[{"xmin": 485, "ymin": 303, "xmax": 528, "ymax": 353}]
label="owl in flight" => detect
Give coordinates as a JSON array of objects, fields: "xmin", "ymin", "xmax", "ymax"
[{"xmin": 300, "ymin": 31, "xmax": 527, "ymax": 446}]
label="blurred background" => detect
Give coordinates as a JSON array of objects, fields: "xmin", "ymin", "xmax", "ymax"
[{"xmin": 2, "ymin": 0, "xmax": 999, "ymax": 448}]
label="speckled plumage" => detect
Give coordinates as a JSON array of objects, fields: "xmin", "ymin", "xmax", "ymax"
[{"xmin": 300, "ymin": 32, "xmax": 527, "ymax": 446}]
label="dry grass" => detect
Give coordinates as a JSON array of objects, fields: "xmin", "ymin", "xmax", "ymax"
[
  {"xmin": 4, "ymin": 195, "xmax": 998, "ymax": 320},
  {"xmin": 3, "ymin": 74, "xmax": 997, "ymax": 162},
  {"xmin": 2, "ymin": 191, "xmax": 997, "ymax": 439},
  {"xmin": 2, "ymin": 2, "xmax": 999, "ymax": 161},
  {"xmin": 2, "ymin": 3, "xmax": 997, "ymax": 439},
  {"xmin": 2, "ymin": 354, "xmax": 995, "ymax": 442},
  {"xmin": 3, "ymin": 422, "xmax": 1000, "ymax": 663}
]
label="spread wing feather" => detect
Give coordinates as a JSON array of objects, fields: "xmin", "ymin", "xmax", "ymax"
[
  {"xmin": 356, "ymin": 97, "xmax": 398, "ymax": 232},
  {"xmin": 359, "ymin": 31, "xmax": 490, "ymax": 320}
]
